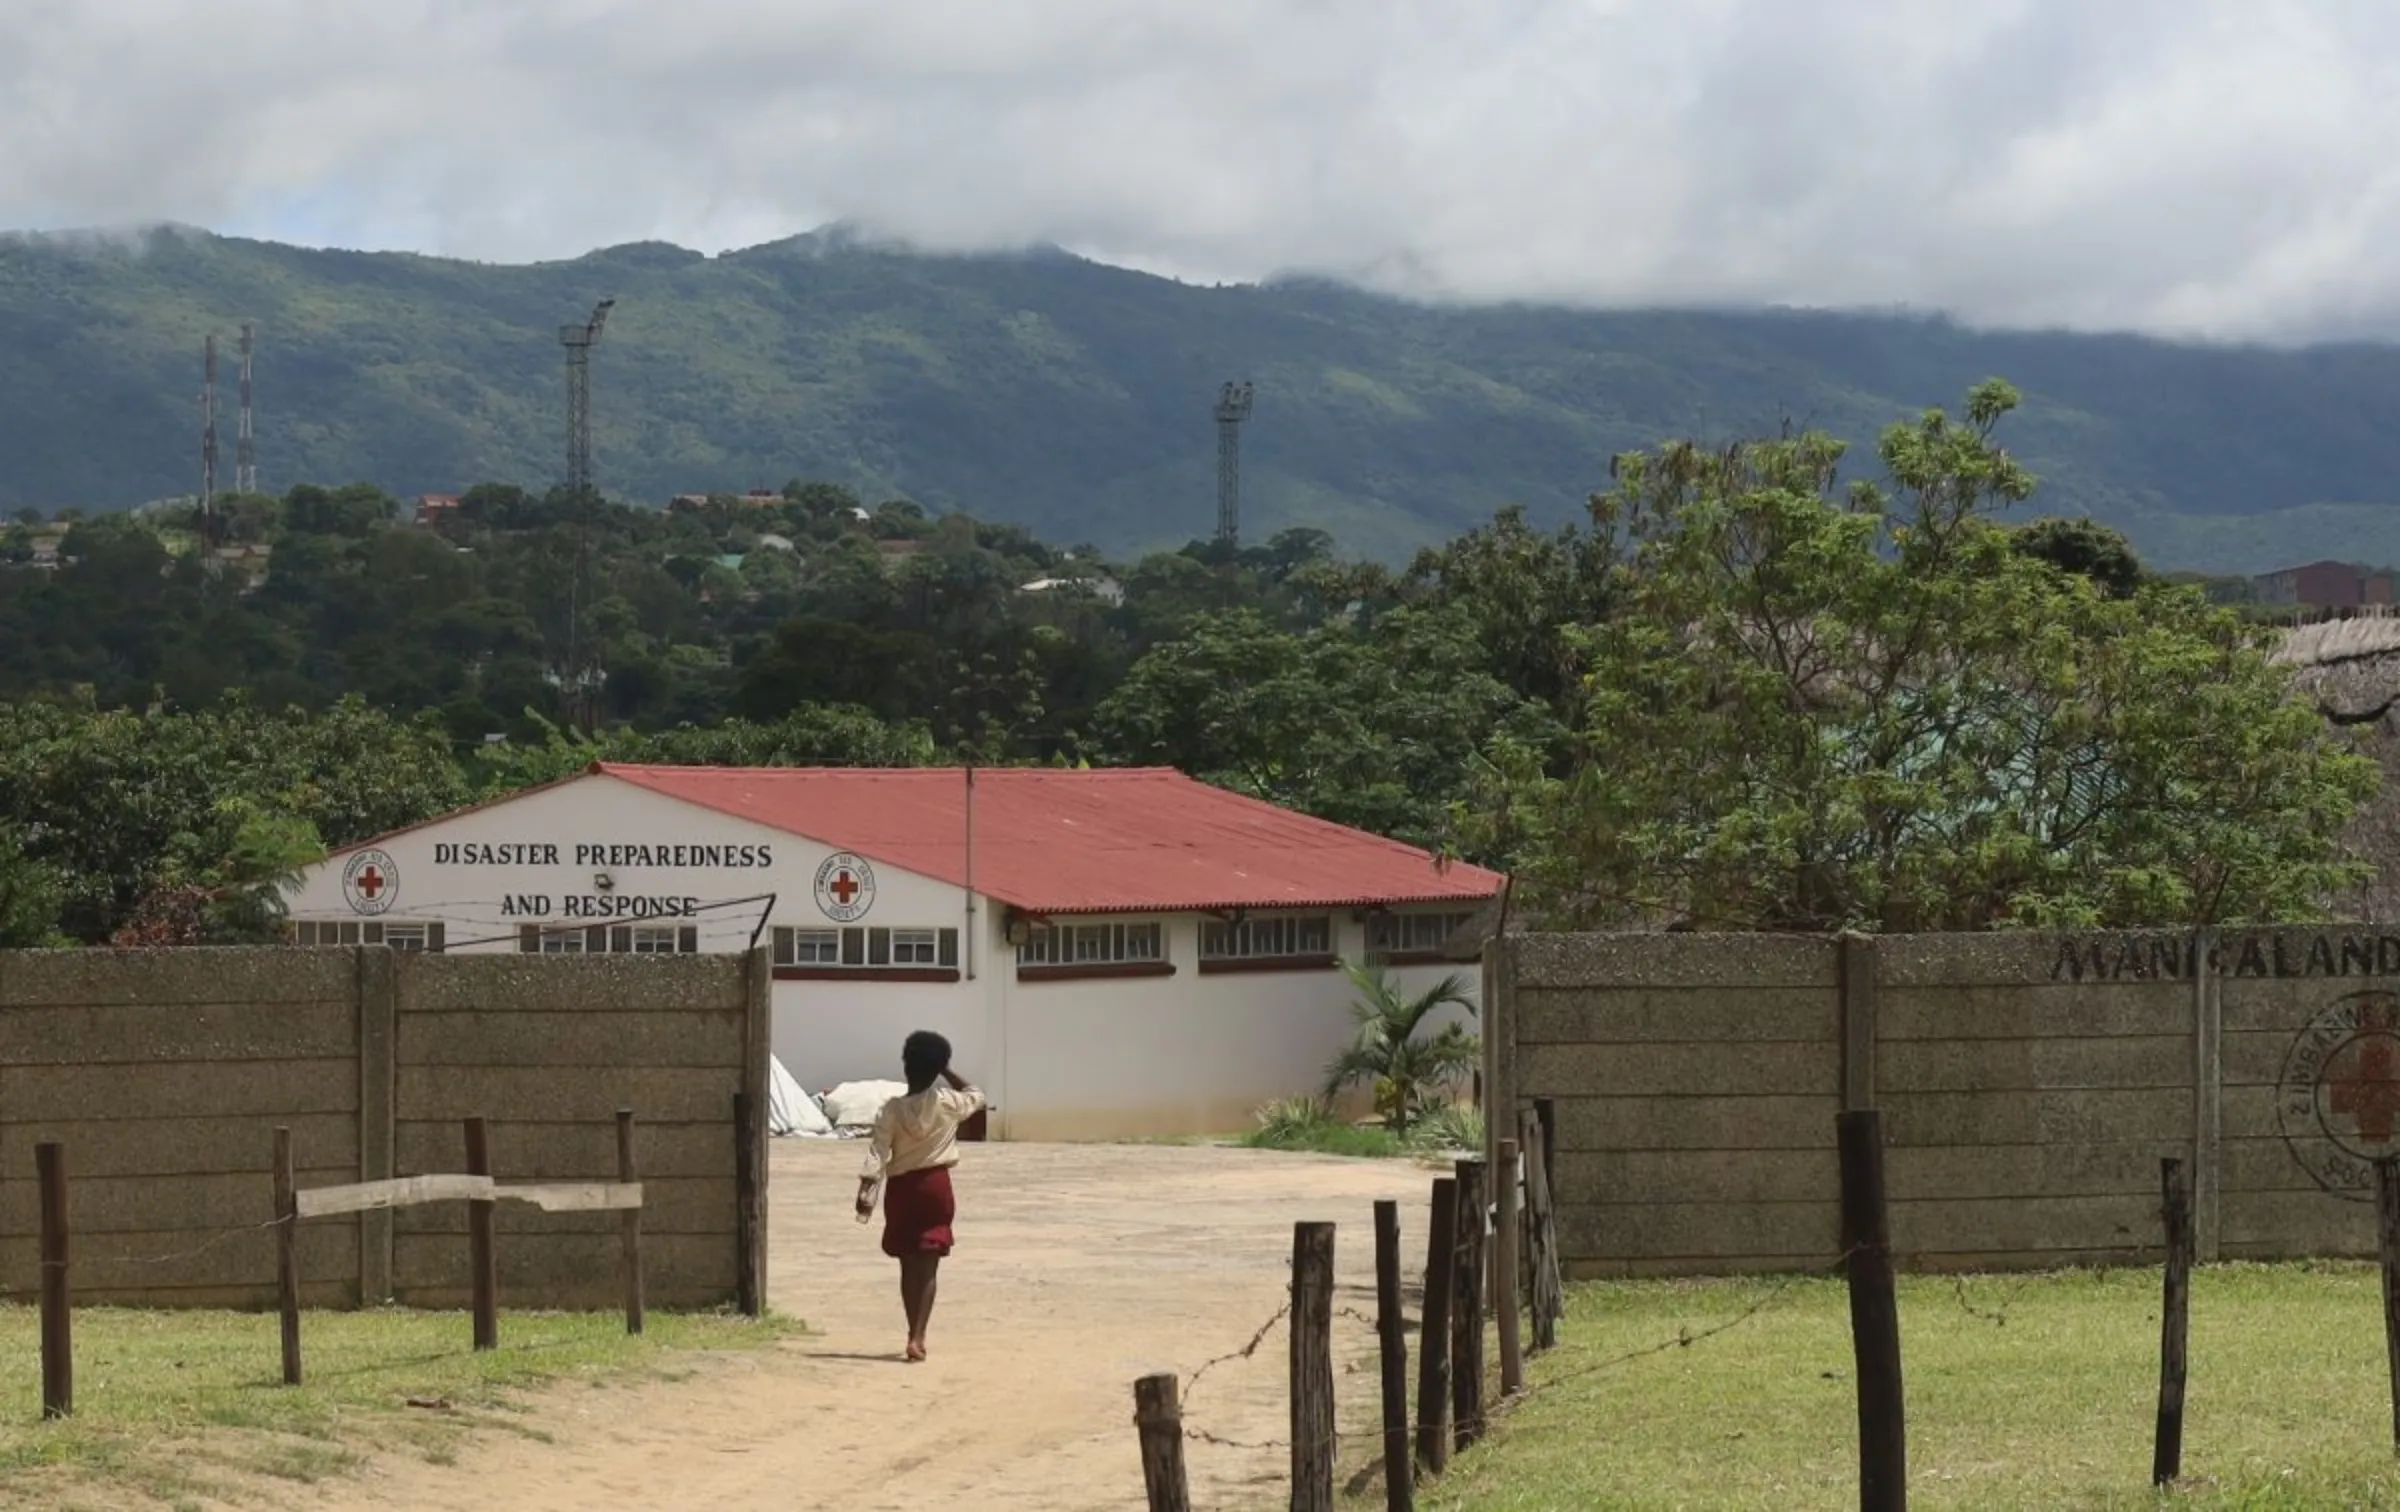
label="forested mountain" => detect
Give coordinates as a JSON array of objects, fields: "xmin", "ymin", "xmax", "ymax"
[{"xmin": 7, "ymin": 225, "xmax": 2400, "ymax": 569}]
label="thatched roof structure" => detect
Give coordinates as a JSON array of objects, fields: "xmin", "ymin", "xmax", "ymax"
[{"xmin": 2263, "ymin": 615, "xmax": 2400, "ymax": 916}]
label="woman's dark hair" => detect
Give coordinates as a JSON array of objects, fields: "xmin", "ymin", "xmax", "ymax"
[{"xmin": 901, "ymin": 1030, "xmax": 952, "ymax": 1093}]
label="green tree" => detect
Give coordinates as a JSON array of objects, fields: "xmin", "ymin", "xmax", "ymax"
[
  {"xmin": 0, "ymin": 694, "xmax": 463, "ymax": 943},
  {"xmin": 1092, "ymin": 606, "xmax": 1558, "ymax": 850},
  {"xmin": 1404, "ymin": 504, "xmax": 1614, "ymax": 720},
  {"xmin": 471, "ymin": 705, "xmax": 939, "ymax": 793},
  {"xmin": 0, "ymin": 825, "xmax": 65, "ymax": 948},
  {"xmin": 1472, "ymin": 382, "xmax": 2378, "ymax": 932},
  {"xmin": 111, "ymin": 801, "xmax": 324, "ymax": 946},
  {"xmin": 1322, "ymin": 962, "xmax": 1479, "ymax": 1134},
  {"xmin": 2013, "ymin": 516, "xmax": 2146, "ymax": 598}
]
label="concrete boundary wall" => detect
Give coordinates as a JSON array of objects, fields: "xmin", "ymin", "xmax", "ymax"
[
  {"xmin": 0, "ymin": 947, "xmax": 769, "ymax": 1310},
  {"xmin": 1489, "ymin": 928, "xmax": 2397, "ymax": 1278}
]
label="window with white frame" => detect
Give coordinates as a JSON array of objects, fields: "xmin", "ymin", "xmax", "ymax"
[
  {"xmin": 623, "ymin": 925, "xmax": 684, "ymax": 955},
  {"xmin": 1200, "ymin": 914, "xmax": 1332, "ymax": 961},
  {"xmin": 773, "ymin": 927, "xmax": 841, "ymax": 966},
  {"xmin": 1368, "ymin": 911, "xmax": 1472, "ymax": 956},
  {"xmin": 773, "ymin": 924, "xmax": 959, "ymax": 973},
  {"xmin": 293, "ymin": 919, "xmax": 444, "ymax": 951},
  {"xmin": 1017, "ymin": 920, "xmax": 1165, "ymax": 968},
  {"xmin": 538, "ymin": 929, "xmax": 588, "ymax": 955}
]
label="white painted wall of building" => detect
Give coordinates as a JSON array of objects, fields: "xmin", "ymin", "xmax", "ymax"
[
  {"xmin": 286, "ymin": 773, "xmax": 984, "ymax": 1094},
  {"xmin": 990, "ymin": 914, "xmax": 1482, "ymax": 1141},
  {"xmin": 286, "ymin": 774, "xmax": 792, "ymax": 953},
  {"xmin": 287, "ymin": 773, "xmax": 1487, "ymax": 1141},
  {"xmin": 773, "ymin": 973, "xmax": 988, "ymax": 1099}
]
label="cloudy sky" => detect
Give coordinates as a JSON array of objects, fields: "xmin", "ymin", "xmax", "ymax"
[{"xmin": 4, "ymin": 0, "xmax": 2395, "ymax": 341}]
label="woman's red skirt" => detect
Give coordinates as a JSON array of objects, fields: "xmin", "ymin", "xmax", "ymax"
[{"xmin": 880, "ymin": 1165, "xmax": 957, "ymax": 1259}]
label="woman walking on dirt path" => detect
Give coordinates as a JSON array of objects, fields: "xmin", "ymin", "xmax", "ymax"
[{"xmin": 855, "ymin": 1030, "xmax": 985, "ymax": 1362}]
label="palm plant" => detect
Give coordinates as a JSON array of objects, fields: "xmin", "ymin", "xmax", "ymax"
[{"xmin": 1323, "ymin": 961, "xmax": 1479, "ymax": 1135}]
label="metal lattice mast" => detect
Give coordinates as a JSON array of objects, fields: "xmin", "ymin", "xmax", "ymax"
[
  {"xmin": 200, "ymin": 335, "xmax": 219, "ymax": 542},
  {"xmin": 559, "ymin": 298, "xmax": 615, "ymax": 497},
  {"xmin": 556, "ymin": 298, "xmax": 615, "ymax": 734},
  {"xmin": 236, "ymin": 323, "xmax": 257, "ymax": 494},
  {"xmin": 1214, "ymin": 379, "xmax": 1254, "ymax": 547}
]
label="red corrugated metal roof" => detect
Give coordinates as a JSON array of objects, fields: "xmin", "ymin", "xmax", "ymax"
[{"xmin": 593, "ymin": 764, "xmax": 1504, "ymax": 915}]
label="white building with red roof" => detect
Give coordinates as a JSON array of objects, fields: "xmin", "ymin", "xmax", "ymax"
[{"xmin": 282, "ymin": 764, "xmax": 1503, "ymax": 1140}]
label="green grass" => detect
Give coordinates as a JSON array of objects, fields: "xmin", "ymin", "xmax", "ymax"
[
  {"xmin": 1403, "ymin": 1262, "xmax": 2400, "ymax": 1511},
  {"xmin": 1239, "ymin": 1096, "xmax": 1485, "ymax": 1161},
  {"xmin": 0, "ymin": 1304, "xmax": 790, "ymax": 1506},
  {"xmin": 1242, "ymin": 1120, "xmax": 1409, "ymax": 1159}
]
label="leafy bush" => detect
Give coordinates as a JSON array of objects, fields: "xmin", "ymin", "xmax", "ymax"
[
  {"xmin": 1323, "ymin": 962, "xmax": 1480, "ymax": 1135},
  {"xmin": 1407, "ymin": 1101, "xmax": 1485, "ymax": 1156},
  {"xmin": 1239, "ymin": 1096, "xmax": 1403, "ymax": 1159}
]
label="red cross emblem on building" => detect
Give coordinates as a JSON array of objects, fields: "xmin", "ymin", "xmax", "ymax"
[
  {"xmin": 354, "ymin": 865, "xmax": 386, "ymax": 901},
  {"xmin": 828, "ymin": 869, "xmax": 859, "ymax": 906},
  {"xmin": 2330, "ymin": 1002, "xmax": 2400, "ymax": 1147}
]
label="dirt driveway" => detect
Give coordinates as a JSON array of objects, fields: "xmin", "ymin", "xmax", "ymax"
[{"xmin": 320, "ymin": 1140, "xmax": 1433, "ymax": 1512}]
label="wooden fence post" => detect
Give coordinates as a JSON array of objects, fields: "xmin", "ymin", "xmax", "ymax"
[
  {"xmin": 1291, "ymin": 1221, "xmax": 1336, "ymax": 1512},
  {"xmin": 273, "ymin": 1126, "xmax": 302, "ymax": 1385},
  {"xmin": 464, "ymin": 1116, "xmax": 498, "ymax": 1351},
  {"xmin": 1495, "ymin": 1138, "xmax": 1525, "ymax": 1397},
  {"xmin": 2377, "ymin": 1155, "xmax": 2400, "ymax": 1451},
  {"xmin": 1519, "ymin": 1110, "xmax": 1563, "ymax": 1350},
  {"xmin": 1534, "ymin": 1098, "xmax": 1558, "ymax": 1207},
  {"xmin": 1837, "ymin": 1110, "xmax": 1906, "ymax": 1512},
  {"xmin": 1415, "ymin": 1177, "xmax": 1457, "ymax": 1475},
  {"xmin": 617, "ymin": 1107, "xmax": 645, "ymax": 1336},
  {"xmin": 1373, "ymin": 1200, "xmax": 1414, "ymax": 1512},
  {"xmin": 734, "ymin": 1090, "xmax": 762, "ymax": 1318},
  {"xmin": 36, "ymin": 1141, "xmax": 70, "ymax": 1420},
  {"xmin": 2154, "ymin": 1157, "xmax": 2192, "ymax": 1487},
  {"xmin": 1133, "ymin": 1372, "xmax": 1192, "ymax": 1512},
  {"xmin": 1451, "ymin": 1158, "xmax": 1487, "ymax": 1453}
]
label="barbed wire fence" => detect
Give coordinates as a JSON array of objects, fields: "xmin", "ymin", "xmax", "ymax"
[
  {"xmin": 1129, "ymin": 1120, "xmax": 2241, "ymax": 1512},
  {"xmin": 1154, "ymin": 1243, "xmax": 1872, "ymax": 1466}
]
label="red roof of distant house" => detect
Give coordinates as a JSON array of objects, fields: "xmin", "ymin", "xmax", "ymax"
[{"xmin": 594, "ymin": 764, "xmax": 1503, "ymax": 915}]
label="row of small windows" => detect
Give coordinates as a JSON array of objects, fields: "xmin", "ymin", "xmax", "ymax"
[
  {"xmin": 1016, "ymin": 911, "xmax": 1473, "ymax": 967},
  {"xmin": 771, "ymin": 925, "xmax": 961, "ymax": 970},
  {"xmin": 293, "ymin": 911, "xmax": 1471, "ymax": 968},
  {"xmin": 1202, "ymin": 915, "xmax": 1332, "ymax": 960},
  {"xmin": 294, "ymin": 921, "xmax": 703, "ymax": 955},
  {"xmin": 1018, "ymin": 920, "xmax": 1165, "ymax": 967},
  {"xmin": 291, "ymin": 920, "xmax": 445, "ymax": 951},
  {"xmin": 1369, "ymin": 911, "xmax": 1474, "ymax": 955},
  {"xmin": 519, "ymin": 924, "xmax": 701, "ymax": 955}
]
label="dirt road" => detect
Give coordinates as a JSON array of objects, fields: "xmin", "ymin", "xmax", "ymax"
[{"xmin": 319, "ymin": 1140, "xmax": 1431, "ymax": 1512}]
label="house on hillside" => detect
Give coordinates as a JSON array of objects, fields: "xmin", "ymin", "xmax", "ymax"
[
  {"xmin": 2255, "ymin": 560, "xmax": 2394, "ymax": 610},
  {"xmin": 204, "ymin": 541, "xmax": 273, "ymax": 590},
  {"xmin": 280, "ymin": 764, "xmax": 1502, "ymax": 1141},
  {"xmin": 413, "ymin": 494, "xmax": 462, "ymax": 528},
  {"xmin": 668, "ymin": 490, "xmax": 790, "ymax": 513},
  {"xmin": 1021, "ymin": 574, "xmax": 1126, "ymax": 606}
]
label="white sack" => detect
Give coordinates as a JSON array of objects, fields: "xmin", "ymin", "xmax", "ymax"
[
  {"xmin": 821, "ymin": 1079, "xmax": 910, "ymax": 1128},
  {"xmin": 768, "ymin": 1055, "xmax": 833, "ymax": 1137}
]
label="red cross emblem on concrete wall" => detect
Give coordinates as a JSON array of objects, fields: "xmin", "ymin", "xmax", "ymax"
[
  {"xmin": 828, "ymin": 870, "xmax": 859, "ymax": 906},
  {"xmin": 2331, "ymin": 1003, "xmax": 2400, "ymax": 1147},
  {"xmin": 354, "ymin": 865, "xmax": 386, "ymax": 901}
]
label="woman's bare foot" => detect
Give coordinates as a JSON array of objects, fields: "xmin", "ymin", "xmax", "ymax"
[{"xmin": 905, "ymin": 1340, "xmax": 926, "ymax": 1362}]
